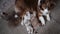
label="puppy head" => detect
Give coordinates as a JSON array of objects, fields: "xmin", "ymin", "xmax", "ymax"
[
  {"xmin": 40, "ymin": 0, "xmax": 56, "ymax": 10},
  {"xmin": 0, "ymin": 11, "xmax": 22, "ymax": 26}
]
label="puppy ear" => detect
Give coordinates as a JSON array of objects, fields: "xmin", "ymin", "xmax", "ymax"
[{"xmin": 48, "ymin": 2, "xmax": 56, "ymax": 10}]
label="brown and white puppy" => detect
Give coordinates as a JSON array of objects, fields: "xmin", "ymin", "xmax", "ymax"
[
  {"xmin": 15, "ymin": 0, "xmax": 39, "ymax": 34},
  {"xmin": 37, "ymin": 0, "xmax": 56, "ymax": 25}
]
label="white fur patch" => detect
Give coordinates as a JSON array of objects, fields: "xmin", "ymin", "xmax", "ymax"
[
  {"xmin": 14, "ymin": 14, "xmax": 18, "ymax": 18},
  {"xmin": 21, "ymin": 19, "xmax": 24, "ymax": 25},
  {"xmin": 21, "ymin": 11, "xmax": 31, "ymax": 25},
  {"xmin": 39, "ymin": 16, "xmax": 45, "ymax": 25},
  {"xmin": 46, "ymin": 14, "xmax": 50, "ymax": 21},
  {"xmin": 25, "ymin": 21, "xmax": 33, "ymax": 34},
  {"xmin": 38, "ymin": 0, "xmax": 41, "ymax": 6},
  {"xmin": 41, "ymin": 8, "xmax": 49, "ymax": 15},
  {"xmin": 26, "ymin": 11, "xmax": 31, "ymax": 20}
]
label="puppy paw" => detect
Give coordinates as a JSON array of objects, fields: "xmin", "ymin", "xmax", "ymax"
[{"xmin": 39, "ymin": 16, "xmax": 45, "ymax": 26}]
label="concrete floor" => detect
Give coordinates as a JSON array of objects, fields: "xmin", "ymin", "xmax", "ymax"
[{"xmin": 0, "ymin": 0, "xmax": 60, "ymax": 34}]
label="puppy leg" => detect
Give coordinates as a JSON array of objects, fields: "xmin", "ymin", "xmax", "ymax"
[
  {"xmin": 24, "ymin": 19, "xmax": 33, "ymax": 34},
  {"xmin": 26, "ymin": 25, "xmax": 33, "ymax": 34},
  {"xmin": 21, "ymin": 18, "xmax": 24, "ymax": 25},
  {"xmin": 21, "ymin": 11, "xmax": 33, "ymax": 34},
  {"xmin": 37, "ymin": 11, "xmax": 45, "ymax": 25},
  {"xmin": 25, "ymin": 12, "xmax": 33, "ymax": 34},
  {"xmin": 46, "ymin": 13, "xmax": 50, "ymax": 21},
  {"xmin": 39, "ymin": 16, "xmax": 45, "ymax": 25}
]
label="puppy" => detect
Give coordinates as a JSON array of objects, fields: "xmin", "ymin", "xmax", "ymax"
[
  {"xmin": 15, "ymin": 0, "xmax": 41, "ymax": 34},
  {"xmin": 37, "ymin": 0, "xmax": 56, "ymax": 25}
]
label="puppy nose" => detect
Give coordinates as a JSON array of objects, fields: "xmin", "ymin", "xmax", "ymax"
[{"xmin": 1, "ymin": 12, "xmax": 8, "ymax": 16}]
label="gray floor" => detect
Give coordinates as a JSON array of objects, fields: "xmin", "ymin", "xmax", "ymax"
[{"xmin": 0, "ymin": 0, "xmax": 60, "ymax": 34}]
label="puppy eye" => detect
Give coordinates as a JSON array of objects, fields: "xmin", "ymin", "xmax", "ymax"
[
  {"xmin": 2, "ymin": 12, "xmax": 8, "ymax": 16},
  {"xmin": 3, "ymin": 12, "xmax": 6, "ymax": 15},
  {"xmin": 3, "ymin": 12, "xmax": 5, "ymax": 14}
]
